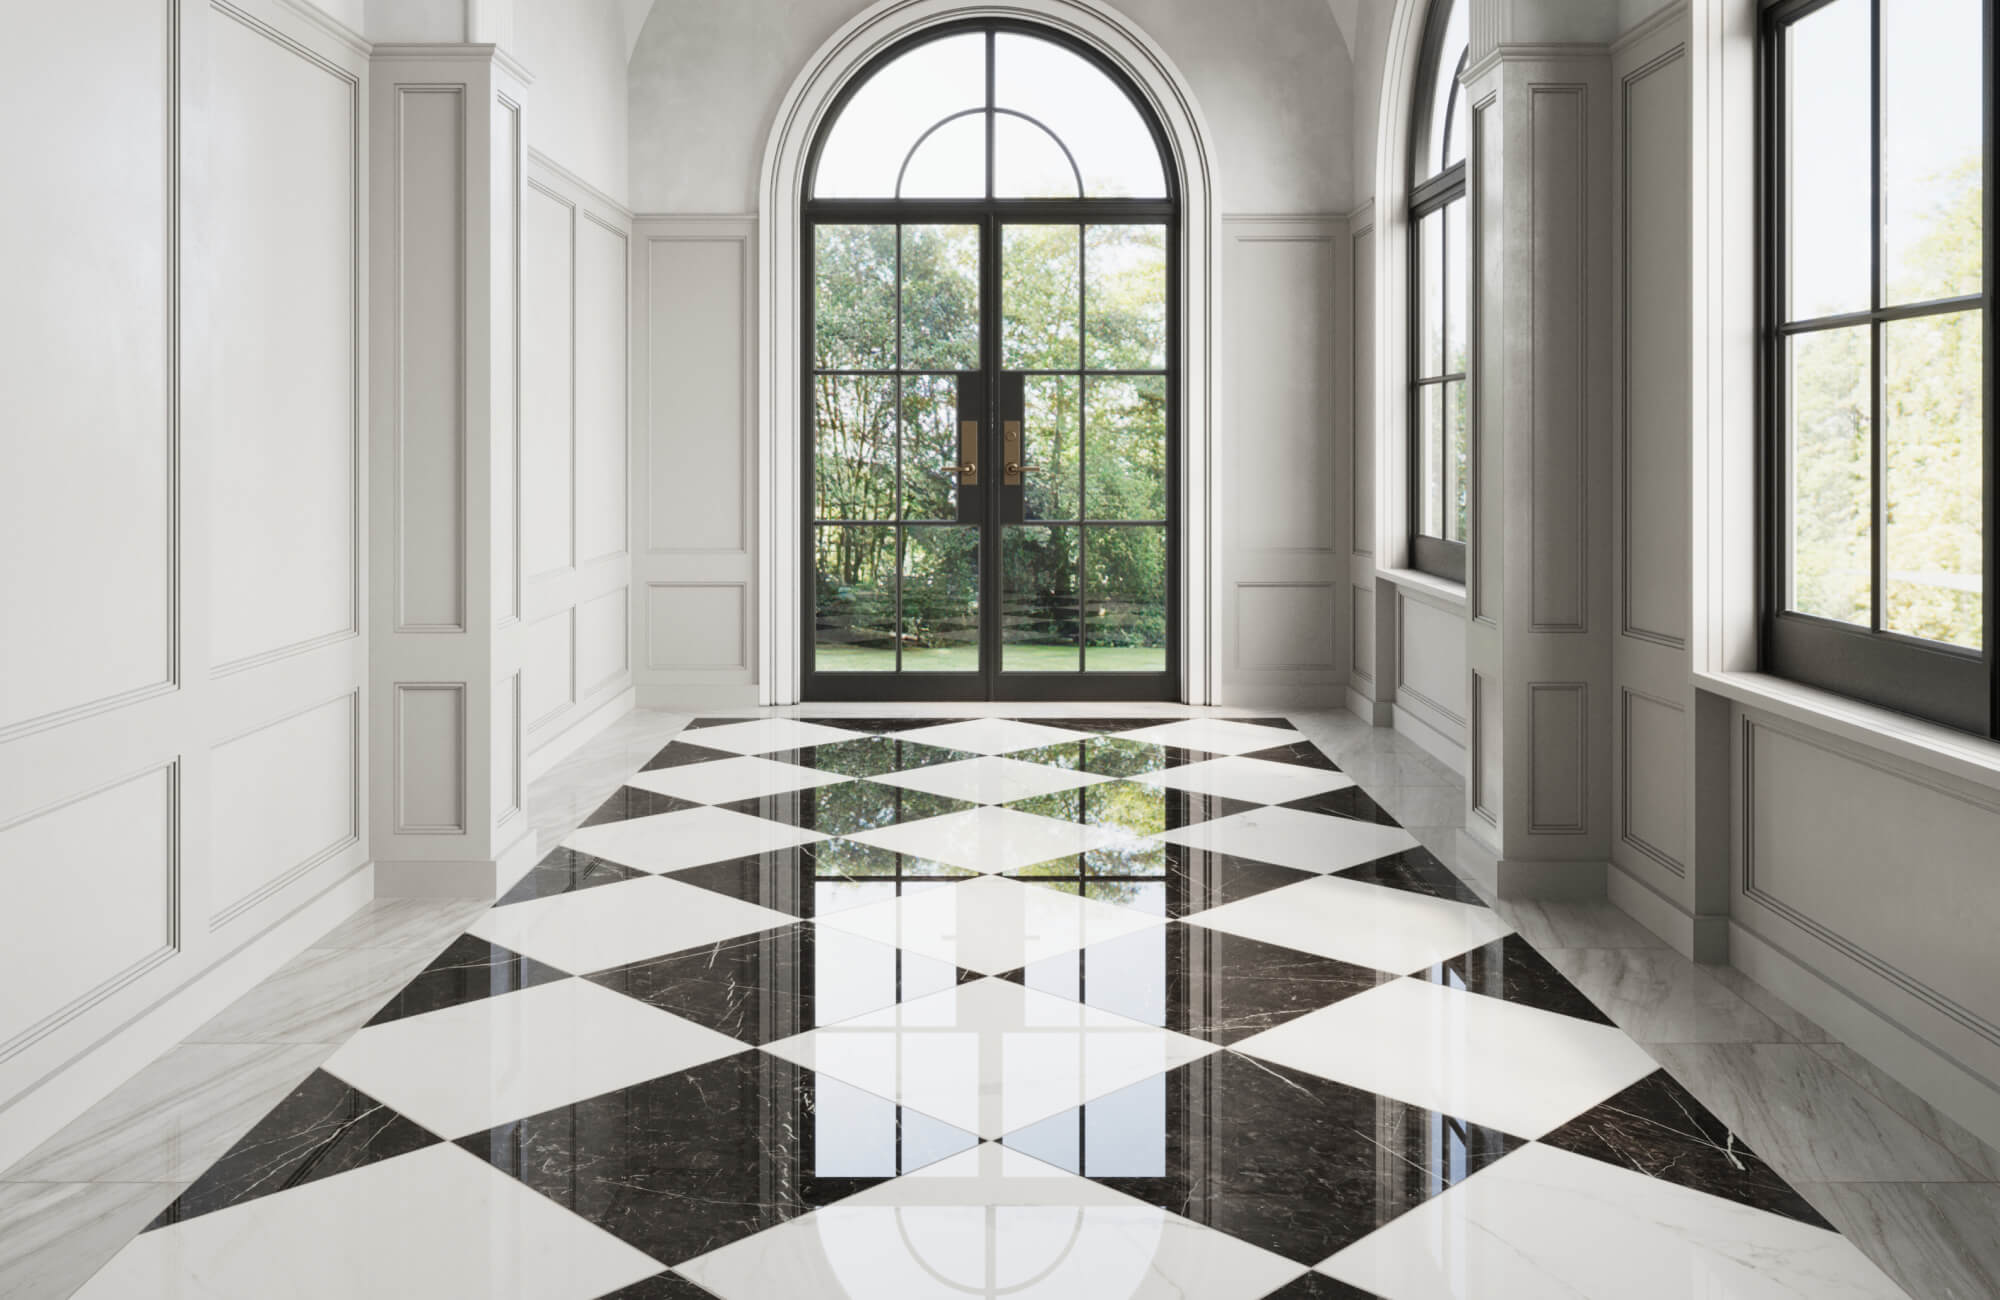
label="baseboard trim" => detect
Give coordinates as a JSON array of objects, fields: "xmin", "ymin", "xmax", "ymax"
[
  {"xmin": 1730, "ymin": 921, "xmax": 2000, "ymax": 1155},
  {"xmin": 1608, "ymin": 863, "xmax": 1728, "ymax": 962},
  {"xmin": 635, "ymin": 683, "xmax": 761, "ymax": 710},
  {"xmin": 1451, "ymin": 832, "xmax": 1606, "ymax": 901},
  {"xmin": 0, "ymin": 861, "xmax": 376, "ymax": 1172},
  {"xmin": 374, "ymin": 827, "xmax": 540, "ymax": 900},
  {"xmin": 524, "ymin": 686, "xmax": 635, "ymax": 784},
  {"xmin": 1391, "ymin": 700, "xmax": 1467, "ymax": 776},
  {"xmin": 1346, "ymin": 684, "xmax": 1393, "ymax": 726}
]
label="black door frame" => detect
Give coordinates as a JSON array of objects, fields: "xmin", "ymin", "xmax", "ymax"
[{"xmin": 798, "ymin": 21, "xmax": 1183, "ymax": 703}]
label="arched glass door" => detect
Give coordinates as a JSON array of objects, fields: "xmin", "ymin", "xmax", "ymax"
[{"xmin": 803, "ymin": 24, "xmax": 1179, "ymax": 701}]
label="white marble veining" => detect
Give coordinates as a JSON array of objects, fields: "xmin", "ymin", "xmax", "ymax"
[
  {"xmin": 1544, "ymin": 947, "xmax": 1789, "ymax": 1044},
  {"xmin": 529, "ymin": 710, "xmax": 695, "ymax": 853},
  {"xmin": 816, "ymin": 874, "xmax": 1165, "ymax": 975},
  {"xmin": 314, "ymin": 899, "xmax": 489, "ymax": 951},
  {"xmin": 0, "ymin": 1181, "xmax": 187, "ymax": 1300},
  {"xmin": 1798, "ymin": 1180, "xmax": 2000, "ymax": 1300},
  {"xmin": 468, "ymin": 874, "xmax": 795, "ymax": 974},
  {"xmin": 184, "ymin": 944, "xmax": 437, "ymax": 1045},
  {"xmin": 1494, "ymin": 899, "xmax": 1670, "ymax": 951},
  {"xmin": 1807, "ymin": 1044, "xmax": 2000, "ymax": 1181},
  {"xmin": 1706, "ymin": 965, "xmax": 1837, "ymax": 1044}
]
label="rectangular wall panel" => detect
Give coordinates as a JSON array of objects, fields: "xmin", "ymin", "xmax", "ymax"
[
  {"xmin": 1528, "ymin": 682, "xmax": 1588, "ymax": 833},
  {"xmin": 1226, "ymin": 236, "xmax": 1336, "ymax": 554},
  {"xmin": 393, "ymin": 684, "xmax": 465, "ymax": 833},
  {"xmin": 646, "ymin": 583, "xmax": 746, "ymax": 670},
  {"xmin": 575, "ymin": 216, "xmax": 629, "ymax": 563},
  {"xmin": 525, "ymin": 608, "xmax": 575, "ymax": 729},
  {"xmin": 1471, "ymin": 670, "xmax": 1501, "ymax": 825},
  {"xmin": 0, "ymin": 766, "xmax": 175, "ymax": 1060},
  {"xmin": 1397, "ymin": 594, "xmax": 1468, "ymax": 724},
  {"xmin": 1472, "ymin": 97, "xmax": 1503, "ymax": 624},
  {"xmin": 1351, "ymin": 586, "xmax": 1377, "ymax": 682},
  {"xmin": 646, "ymin": 236, "xmax": 748, "ymax": 553},
  {"xmin": 1528, "ymin": 86, "xmax": 1588, "ymax": 632},
  {"xmin": 394, "ymin": 87, "xmax": 466, "ymax": 631},
  {"xmin": 494, "ymin": 673, "xmax": 520, "ymax": 822},
  {"xmin": 1237, "ymin": 584, "xmax": 1336, "ymax": 670},
  {"xmin": 209, "ymin": 694, "xmax": 357, "ymax": 922},
  {"xmin": 1351, "ymin": 227, "xmax": 1376, "ymax": 556},
  {"xmin": 576, "ymin": 586, "xmax": 629, "ymax": 698},
  {"xmin": 1621, "ymin": 688, "xmax": 1686, "ymax": 873},
  {"xmin": 493, "ymin": 97, "xmax": 521, "ymax": 624},
  {"xmin": 523, "ymin": 184, "xmax": 576, "ymax": 577}
]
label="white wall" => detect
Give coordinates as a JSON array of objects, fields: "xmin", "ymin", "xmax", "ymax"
[
  {"xmin": 0, "ymin": 0, "xmax": 372, "ymax": 1165},
  {"xmin": 515, "ymin": 0, "xmax": 632, "ymax": 205}
]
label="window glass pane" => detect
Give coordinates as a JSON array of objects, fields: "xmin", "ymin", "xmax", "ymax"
[
  {"xmin": 1442, "ymin": 72, "xmax": 1466, "ymax": 168},
  {"xmin": 1085, "ymin": 526, "xmax": 1167, "ymax": 673},
  {"xmin": 1003, "ymin": 525, "xmax": 1080, "ymax": 671},
  {"xmin": 1024, "ymin": 375, "xmax": 1081, "ymax": 522},
  {"xmin": 1084, "ymin": 376, "xmax": 1166, "ymax": 520},
  {"xmin": 901, "ymin": 375, "xmax": 961, "ymax": 520},
  {"xmin": 995, "ymin": 112, "xmax": 1079, "ymax": 198},
  {"xmin": 1423, "ymin": 0, "xmax": 1467, "ymax": 178},
  {"xmin": 1444, "ymin": 196, "xmax": 1467, "ymax": 375},
  {"xmin": 814, "ymin": 33, "xmax": 985, "ymax": 198},
  {"xmin": 1885, "ymin": 313, "xmax": 1984, "ymax": 649},
  {"xmin": 1882, "ymin": 0, "xmax": 1984, "ymax": 306},
  {"xmin": 815, "ymin": 375, "xmax": 897, "ymax": 520},
  {"xmin": 898, "ymin": 113, "xmax": 987, "ymax": 198},
  {"xmin": 1419, "ymin": 383, "xmax": 1444, "ymax": 538},
  {"xmin": 1003, "ymin": 225, "xmax": 1080, "ymax": 370},
  {"xmin": 1787, "ymin": 326, "xmax": 1873, "ymax": 626},
  {"xmin": 901, "ymin": 225, "xmax": 980, "ymax": 370},
  {"xmin": 1444, "ymin": 378, "xmax": 1468, "ymax": 543},
  {"xmin": 1784, "ymin": 0, "xmax": 1871, "ymax": 320},
  {"xmin": 901, "ymin": 527, "xmax": 980, "ymax": 671},
  {"xmin": 815, "ymin": 525, "xmax": 897, "ymax": 671},
  {"xmin": 813, "ymin": 226, "xmax": 897, "ymax": 369},
  {"xmin": 1417, "ymin": 208, "xmax": 1444, "ymax": 378},
  {"xmin": 994, "ymin": 34, "xmax": 1166, "ymax": 198},
  {"xmin": 1085, "ymin": 225, "xmax": 1168, "ymax": 371}
]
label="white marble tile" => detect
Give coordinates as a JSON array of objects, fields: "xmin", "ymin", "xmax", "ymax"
[
  {"xmin": 1706, "ymin": 965, "xmax": 1837, "ymax": 1044},
  {"xmin": 1494, "ymin": 899, "xmax": 1668, "ymax": 950},
  {"xmin": 845, "ymin": 805, "xmax": 1128, "ymax": 875},
  {"xmin": 1649, "ymin": 1043, "xmax": 1981, "ymax": 1185},
  {"xmin": 1807, "ymin": 1043, "xmax": 2000, "ymax": 1180},
  {"xmin": 679, "ymin": 1146, "xmax": 1304, "ymax": 1300},
  {"xmin": 1, "ymin": 1042, "xmax": 326, "ymax": 1183},
  {"xmin": 323, "ymin": 977, "xmax": 745, "ymax": 1139},
  {"xmin": 0, "ymin": 1180, "xmax": 187, "ymax": 1300},
  {"xmin": 1543, "ymin": 947, "xmax": 1788, "ymax": 1044},
  {"xmin": 623, "ymin": 754, "xmax": 854, "ymax": 804},
  {"xmin": 816, "ymin": 874, "xmax": 1166, "ymax": 975},
  {"xmin": 1236, "ymin": 976, "xmax": 1659, "ymax": 1138},
  {"xmin": 1112, "ymin": 717, "xmax": 1302, "ymax": 755},
  {"xmin": 1317, "ymin": 1142, "xmax": 1908, "ymax": 1299},
  {"xmin": 72, "ymin": 1144, "xmax": 661, "ymax": 1300},
  {"xmin": 1156, "ymin": 805, "xmax": 1421, "ymax": 874},
  {"xmin": 871, "ymin": 755, "xmax": 1113, "ymax": 804},
  {"xmin": 678, "ymin": 717, "xmax": 867, "ymax": 754},
  {"xmin": 314, "ymin": 899, "xmax": 488, "ymax": 951},
  {"xmin": 185, "ymin": 945, "xmax": 436, "ymax": 1045},
  {"xmin": 1135, "ymin": 755, "xmax": 1355, "ymax": 804},
  {"xmin": 889, "ymin": 718, "xmax": 1095, "ymax": 755},
  {"xmin": 468, "ymin": 875, "xmax": 795, "ymax": 974},
  {"xmin": 1366, "ymin": 783, "xmax": 1471, "ymax": 829},
  {"xmin": 560, "ymin": 804, "xmax": 826, "ymax": 874},
  {"xmin": 1185, "ymin": 874, "xmax": 1512, "ymax": 975},
  {"xmin": 766, "ymin": 978, "xmax": 1217, "ymax": 1139},
  {"xmin": 1796, "ymin": 1180, "xmax": 2000, "ymax": 1300}
]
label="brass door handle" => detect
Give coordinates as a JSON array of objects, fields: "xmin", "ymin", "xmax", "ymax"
[
  {"xmin": 957, "ymin": 421, "xmax": 979, "ymax": 486},
  {"xmin": 945, "ymin": 462, "xmax": 978, "ymax": 476},
  {"xmin": 1007, "ymin": 462, "xmax": 1040, "ymax": 476}
]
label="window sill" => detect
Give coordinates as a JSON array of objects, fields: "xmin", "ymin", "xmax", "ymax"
[
  {"xmin": 1377, "ymin": 567, "xmax": 1469, "ymax": 613},
  {"xmin": 1693, "ymin": 669, "xmax": 2000, "ymax": 795}
]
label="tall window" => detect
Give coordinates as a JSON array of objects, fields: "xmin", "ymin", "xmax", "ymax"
[
  {"xmin": 1410, "ymin": 0, "xmax": 1469, "ymax": 582},
  {"xmin": 1763, "ymin": 0, "xmax": 1993, "ymax": 733}
]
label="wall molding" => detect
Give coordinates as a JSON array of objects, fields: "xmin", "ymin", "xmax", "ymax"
[
  {"xmin": 1526, "ymin": 80, "xmax": 1592, "ymax": 635},
  {"xmin": 1526, "ymin": 681, "xmax": 1589, "ymax": 834},
  {"xmin": 392, "ymin": 683, "xmax": 468, "ymax": 834},
  {"xmin": 527, "ymin": 146, "xmax": 632, "ymax": 222},
  {"xmin": 207, "ymin": 691, "xmax": 362, "ymax": 927},
  {"xmin": 1619, "ymin": 685, "xmax": 1687, "ymax": 876}
]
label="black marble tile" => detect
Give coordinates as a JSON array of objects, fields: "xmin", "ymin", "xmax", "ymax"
[
  {"xmin": 1001, "ymin": 923, "xmax": 1384, "ymax": 1043},
  {"xmin": 754, "ymin": 734, "xmax": 974, "ymax": 777},
  {"xmin": 1163, "ymin": 842, "xmax": 1321, "ymax": 918},
  {"xmin": 1001, "ymin": 1052, "xmax": 1523, "ymax": 1265},
  {"xmin": 1415, "ymin": 933, "xmax": 1615, "ymax": 1024},
  {"xmin": 667, "ymin": 843, "xmax": 974, "ymax": 919},
  {"xmin": 716, "ymin": 780, "xmax": 974, "ymax": 836},
  {"xmin": 1240, "ymin": 740, "xmax": 1343, "ymax": 771},
  {"xmin": 598, "ymin": 1272, "xmax": 717, "ymax": 1299},
  {"xmin": 1046, "ymin": 716, "xmax": 1177, "ymax": 734},
  {"xmin": 365, "ymin": 934, "xmax": 570, "ymax": 1027},
  {"xmin": 640, "ymin": 739, "xmax": 739, "ymax": 772},
  {"xmin": 494, "ymin": 847, "xmax": 649, "ymax": 907},
  {"xmin": 1334, "ymin": 847, "xmax": 1487, "ymax": 907},
  {"xmin": 585, "ymin": 922, "xmax": 963, "ymax": 1044},
  {"xmin": 1280, "ymin": 786, "xmax": 1402, "ymax": 826},
  {"xmin": 1259, "ymin": 1273, "xmax": 1382, "ymax": 1299},
  {"xmin": 147, "ymin": 1071, "xmax": 438, "ymax": 1229},
  {"xmin": 1007, "ymin": 780, "xmax": 1259, "ymax": 841},
  {"xmin": 581, "ymin": 786, "xmax": 704, "ymax": 827},
  {"xmin": 1011, "ymin": 735, "xmax": 1220, "ymax": 778},
  {"xmin": 1541, "ymin": 1069, "xmax": 1833, "ymax": 1229},
  {"xmin": 459, "ymin": 1052, "xmax": 978, "ymax": 1266}
]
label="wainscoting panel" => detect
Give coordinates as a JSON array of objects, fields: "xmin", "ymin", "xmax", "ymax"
[
  {"xmin": 209, "ymin": 692, "xmax": 358, "ymax": 925},
  {"xmin": 1396, "ymin": 590, "xmax": 1469, "ymax": 730},
  {"xmin": 525, "ymin": 608, "xmax": 576, "ymax": 732},
  {"xmin": 1527, "ymin": 84, "xmax": 1589, "ymax": 635},
  {"xmin": 1527, "ymin": 682, "xmax": 1589, "ymax": 834},
  {"xmin": 1350, "ymin": 223, "xmax": 1376, "ymax": 558},
  {"xmin": 576, "ymin": 585, "xmax": 629, "ymax": 700},
  {"xmin": 1619, "ymin": 687, "xmax": 1687, "ymax": 874},
  {"xmin": 393, "ymin": 683, "xmax": 466, "ymax": 834},
  {"xmin": 523, "ymin": 182, "xmax": 577, "ymax": 580},
  {"xmin": 1236, "ymin": 583, "xmax": 1337, "ymax": 671},
  {"xmin": 1351, "ymin": 585, "xmax": 1377, "ymax": 684},
  {"xmin": 646, "ymin": 582, "xmax": 749, "ymax": 672},
  {"xmin": 575, "ymin": 214, "xmax": 629, "ymax": 565}
]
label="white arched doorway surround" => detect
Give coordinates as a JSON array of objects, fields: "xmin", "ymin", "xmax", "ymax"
[{"xmin": 754, "ymin": 0, "xmax": 1220, "ymax": 705}]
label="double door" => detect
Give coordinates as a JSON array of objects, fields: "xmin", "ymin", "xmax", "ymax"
[{"xmin": 805, "ymin": 216, "xmax": 1176, "ymax": 700}]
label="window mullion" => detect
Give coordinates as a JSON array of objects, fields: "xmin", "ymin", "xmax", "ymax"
[{"xmin": 1869, "ymin": 0, "xmax": 1886, "ymax": 633}]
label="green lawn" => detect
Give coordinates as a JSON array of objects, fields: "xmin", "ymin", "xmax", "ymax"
[{"xmin": 815, "ymin": 643, "xmax": 1164, "ymax": 674}]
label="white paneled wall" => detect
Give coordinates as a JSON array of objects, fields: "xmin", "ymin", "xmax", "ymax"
[
  {"xmin": 0, "ymin": 0, "xmax": 372, "ymax": 1167},
  {"xmin": 521, "ymin": 155, "xmax": 634, "ymax": 772}
]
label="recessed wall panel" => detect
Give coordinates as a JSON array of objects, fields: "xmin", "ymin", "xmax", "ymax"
[
  {"xmin": 576, "ymin": 217, "xmax": 629, "ymax": 563},
  {"xmin": 1351, "ymin": 585, "xmax": 1377, "ymax": 682},
  {"xmin": 1529, "ymin": 86, "xmax": 1588, "ymax": 632},
  {"xmin": 1472, "ymin": 97, "xmax": 1503, "ymax": 623},
  {"xmin": 525, "ymin": 609, "xmax": 575, "ymax": 729},
  {"xmin": 393, "ymin": 684, "xmax": 465, "ymax": 833},
  {"xmin": 647, "ymin": 236, "xmax": 747, "ymax": 553},
  {"xmin": 646, "ymin": 583, "xmax": 746, "ymax": 670},
  {"xmin": 1237, "ymin": 583, "xmax": 1336, "ymax": 671},
  {"xmin": 493, "ymin": 98, "xmax": 521, "ymax": 624},
  {"xmin": 1227, "ymin": 234, "xmax": 1335, "ymax": 554},
  {"xmin": 523, "ymin": 185, "xmax": 576, "ymax": 577},
  {"xmin": 1352, "ymin": 227, "xmax": 1376, "ymax": 556},
  {"xmin": 1528, "ymin": 681, "xmax": 1588, "ymax": 833},
  {"xmin": 210, "ymin": 694, "xmax": 356, "ymax": 921},
  {"xmin": 576, "ymin": 586, "xmax": 629, "ymax": 698},
  {"xmin": 1621, "ymin": 688, "xmax": 1686, "ymax": 872},
  {"xmin": 1397, "ymin": 594, "xmax": 1467, "ymax": 724}
]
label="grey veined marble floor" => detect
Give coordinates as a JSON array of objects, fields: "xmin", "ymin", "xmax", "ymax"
[{"xmin": 1, "ymin": 706, "xmax": 1994, "ymax": 1299}]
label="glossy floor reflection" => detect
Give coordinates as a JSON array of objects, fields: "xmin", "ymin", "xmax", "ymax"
[{"xmin": 68, "ymin": 716, "xmax": 1910, "ymax": 1299}]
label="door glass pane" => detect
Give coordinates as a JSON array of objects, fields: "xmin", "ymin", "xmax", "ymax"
[
  {"xmin": 901, "ymin": 225, "xmax": 981, "ymax": 369},
  {"xmin": 816, "ymin": 525, "xmax": 898, "ymax": 671},
  {"xmin": 813, "ymin": 32, "xmax": 985, "ymax": 199},
  {"xmin": 901, "ymin": 527, "xmax": 980, "ymax": 671},
  {"xmin": 1003, "ymin": 525, "xmax": 1080, "ymax": 672},
  {"xmin": 897, "ymin": 114, "xmax": 987, "ymax": 199},
  {"xmin": 1787, "ymin": 325, "xmax": 1872, "ymax": 626},
  {"xmin": 1024, "ymin": 375, "xmax": 1081, "ymax": 521},
  {"xmin": 1444, "ymin": 197, "xmax": 1467, "ymax": 375},
  {"xmin": 1085, "ymin": 527, "xmax": 1166, "ymax": 673},
  {"xmin": 814, "ymin": 226, "xmax": 897, "ymax": 369},
  {"xmin": 1882, "ymin": 0, "xmax": 1984, "ymax": 306},
  {"xmin": 1084, "ymin": 376, "xmax": 1166, "ymax": 521},
  {"xmin": 993, "ymin": 34, "xmax": 1165, "ymax": 198},
  {"xmin": 1419, "ymin": 383, "xmax": 1445, "ymax": 538},
  {"xmin": 815, "ymin": 375, "xmax": 897, "ymax": 520},
  {"xmin": 1784, "ymin": 0, "xmax": 1871, "ymax": 320},
  {"xmin": 1444, "ymin": 378, "xmax": 1468, "ymax": 543},
  {"xmin": 1885, "ymin": 313, "xmax": 1983, "ymax": 648},
  {"xmin": 1003, "ymin": 225, "xmax": 1080, "ymax": 370},
  {"xmin": 995, "ymin": 113, "xmax": 1079, "ymax": 198},
  {"xmin": 901, "ymin": 375, "xmax": 962, "ymax": 520},
  {"xmin": 1085, "ymin": 225, "xmax": 1167, "ymax": 370},
  {"xmin": 1417, "ymin": 208, "xmax": 1444, "ymax": 377}
]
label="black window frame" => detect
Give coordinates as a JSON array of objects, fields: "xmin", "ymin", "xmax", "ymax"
[
  {"xmin": 1758, "ymin": 0, "xmax": 1996, "ymax": 736},
  {"xmin": 1408, "ymin": 0, "xmax": 1469, "ymax": 584}
]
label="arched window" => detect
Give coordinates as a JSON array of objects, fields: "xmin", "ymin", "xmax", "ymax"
[
  {"xmin": 801, "ymin": 25, "xmax": 1180, "ymax": 700},
  {"xmin": 1409, "ymin": 0, "xmax": 1468, "ymax": 582}
]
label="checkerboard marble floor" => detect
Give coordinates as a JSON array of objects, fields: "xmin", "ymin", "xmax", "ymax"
[{"xmin": 66, "ymin": 716, "xmax": 1911, "ymax": 1299}]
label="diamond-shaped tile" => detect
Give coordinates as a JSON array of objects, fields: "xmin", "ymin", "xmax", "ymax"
[
  {"xmin": 872, "ymin": 754, "xmax": 1115, "ymax": 804},
  {"xmin": 1010, "ymin": 734, "xmax": 1220, "ymax": 777},
  {"xmin": 640, "ymin": 739, "xmax": 738, "ymax": 772},
  {"xmin": 623, "ymin": 755, "xmax": 854, "ymax": 805},
  {"xmin": 1114, "ymin": 717, "xmax": 1303, "ymax": 755},
  {"xmin": 662, "ymin": 843, "xmax": 975, "ymax": 919},
  {"xmin": 845, "ymin": 804, "xmax": 1127, "ymax": 875},
  {"xmin": 1279, "ymin": 785, "xmax": 1402, "ymax": 825},
  {"xmin": 766, "ymin": 976, "xmax": 1218, "ymax": 1138},
  {"xmin": 1414, "ymin": 932, "xmax": 1615, "ymax": 1025},
  {"xmin": 364, "ymin": 933, "xmax": 569, "ymax": 1027},
  {"xmin": 677, "ymin": 717, "xmax": 867, "ymax": 755},
  {"xmin": 715, "ymin": 781, "xmax": 974, "ymax": 836},
  {"xmin": 469, "ymin": 875, "xmax": 796, "ymax": 974},
  {"xmin": 562, "ymin": 804, "xmax": 826, "ymax": 874},
  {"xmin": 1138, "ymin": 755, "xmax": 1356, "ymax": 805},
  {"xmin": 1157, "ymin": 805, "xmax": 1421, "ymax": 875},
  {"xmin": 1007, "ymin": 779, "xmax": 1258, "ymax": 838},
  {"xmin": 579, "ymin": 786, "xmax": 704, "ymax": 826},
  {"xmin": 754, "ymin": 734, "xmax": 973, "ymax": 777},
  {"xmin": 494, "ymin": 847, "xmax": 649, "ymax": 907},
  {"xmin": 1239, "ymin": 739, "xmax": 1346, "ymax": 771},
  {"xmin": 1185, "ymin": 874, "xmax": 1512, "ymax": 975},
  {"xmin": 888, "ymin": 717, "xmax": 1094, "ymax": 755},
  {"xmin": 1333, "ymin": 846, "xmax": 1486, "ymax": 905},
  {"xmin": 1162, "ymin": 842, "xmax": 1320, "ymax": 917},
  {"xmin": 817, "ymin": 873, "xmax": 1166, "ymax": 975}
]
